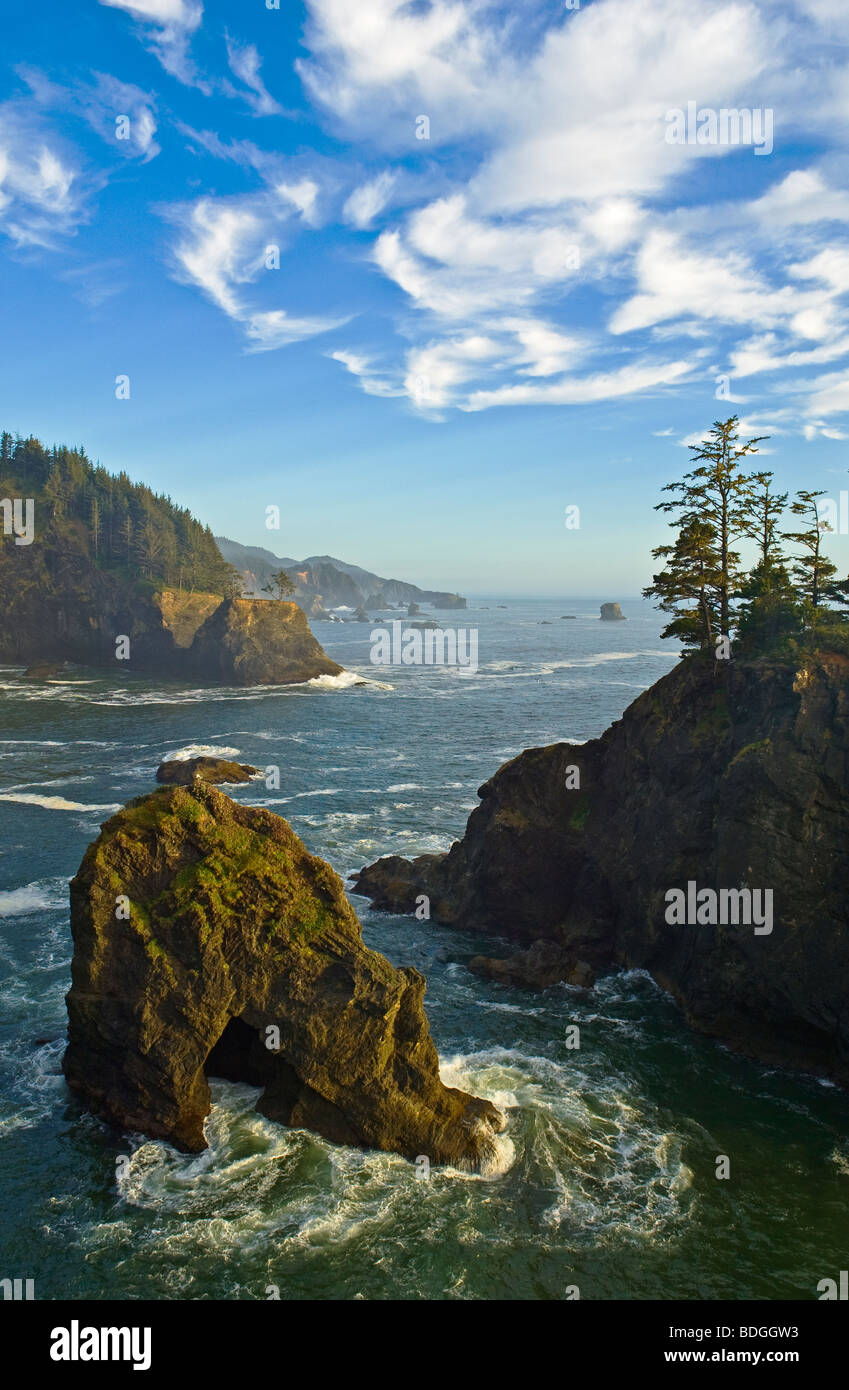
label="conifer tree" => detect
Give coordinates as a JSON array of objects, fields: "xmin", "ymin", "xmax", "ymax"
[
  {"xmin": 644, "ymin": 517, "xmax": 723, "ymax": 650},
  {"xmin": 783, "ymin": 489, "xmax": 837, "ymax": 609}
]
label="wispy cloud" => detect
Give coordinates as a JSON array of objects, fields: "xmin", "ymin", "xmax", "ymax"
[
  {"xmin": 224, "ymin": 34, "xmax": 283, "ymax": 117},
  {"xmin": 98, "ymin": 0, "xmax": 206, "ymax": 90},
  {"xmin": 167, "ymin": 194, "xmax": 348, "ymax": 350},
  {"xmin": 0, "ymin": 102, "xmax": 97, "ymax": 248},
  {"xmin": 18, "ymin": 66, "xmax": 160, "ymax": 162}
]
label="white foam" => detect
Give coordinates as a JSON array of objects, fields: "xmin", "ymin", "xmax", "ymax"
[
  {"xmin": 0, "ymin": 878, "xmax": 68, "ymax": 916},
  {"xmin": 305, "ymin": 671, "xmax": 370, "ymax": 690},
  {"xmin": 162, "ymin": 744, "xmax": 241, "ymax": 762},
  {"xmin": 0, "ymin": 793, "xmax": 121, "ymax": 812}
]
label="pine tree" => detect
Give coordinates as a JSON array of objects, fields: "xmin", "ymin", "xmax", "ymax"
[
  {"xmin": 643, "ymin": 517, "xmax": 723, "ymax": 650},
  {"xmin": 742, "ymin": 471, "xmax": 788, "ymax": 570},
  {"xmin": 783, "ymin": 490, "xmax": 837, "ymax": 610},
  {"xmin": 650, "ymin": 417, "xmax": 767, "ymax": 645},
  {"xmin": 90, "ymin": 494, "xmax": 101, "ymax": 560},
  {"xmin": 677, "ymin": 417, "xmax": 767, "ymax": 636},
  {"xmin": 271, "ymin": 569, "xmax": 295, "ymax": 599}
]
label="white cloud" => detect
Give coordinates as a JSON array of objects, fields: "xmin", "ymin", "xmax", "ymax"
[
  {"xmin": 463, "ymin": 358, "xmax": 692, "ymax": 412},
  {"xmin": 405, "ymin": 333, "xmax": 503, "ymax": 409},
  {"xmin": 72, "ymin": 0, "xmax": 849, "ymax": 432},
  {"xmin": 610, "ymin": 230, "xmax": 803, "ymax": 336},
  {"xmin": 225, "ymin": 34, "xmax": 282, "ymax": 117},
  {"xmin": 796, "ymin": 370, "xmax": 849, "ymax": 418},
  {"xmin": 98, "ymin": 0, "xmax": 206, "ymax": 89},
  {"xmin": 747, "ymin": 169, "xmax": 849, "ymax": 228},
  {"xmin": 100, "ymin": 0, "xmax": 198, "ymax": 19},
  {"xmin": 343, "ymin": 171, "xmax": 395, "ymax": 228},
  {"xmin": 168, "ymin": 195, "xmax": 347, "ymax": 349},
  {"xmin": 330, "ymin": 349, "xmax": 404, "ymax": 396},
  {"xmin": 18, "ymin": 66, "xmax": 160, "ymax": 162},
  {"xmin": 499, "ymin": 318, "xmax": 583, "ymax": 378},
  {"xmin": 0, "ymin": 104, "xmax": 94, "ymax": 248}
]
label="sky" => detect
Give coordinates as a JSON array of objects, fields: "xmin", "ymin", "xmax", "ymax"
[{"xmin": 2, "ymin": 0, "xmax": 849, "ymax": 594}]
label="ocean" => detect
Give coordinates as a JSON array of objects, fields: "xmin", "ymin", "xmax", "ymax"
[{"xmin": 1, "ymin": 595, "xmax": 848, "ymax": 1301}]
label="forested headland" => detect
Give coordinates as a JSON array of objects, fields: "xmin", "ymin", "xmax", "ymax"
[{"xmin": 0, "ymin": 431, "xmax": 240, "ymax": 597}]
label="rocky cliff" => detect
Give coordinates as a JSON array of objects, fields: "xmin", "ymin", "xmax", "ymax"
[
  {"xmin": 0, "ymin": 569, "xmax": 341, "ymax": 686},
  {"xmin": 184, "ymin": 597, "xmax": 342, "ymax": 685},
  {"xmin": 63, "ymin": 783, "xmax": 504, "ymax": 1167},
  {"xmin": 355, "ymin": 654, "xmax": 849, "ymax": 1087},
  {"xmin": 0, "ymin": 434, "xmax": 343, "ymax": 685}
]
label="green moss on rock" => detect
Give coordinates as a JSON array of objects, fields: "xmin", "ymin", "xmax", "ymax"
[{"xmin": 63, "ymin": 782, "xmax": 504, "ymax": 1168}]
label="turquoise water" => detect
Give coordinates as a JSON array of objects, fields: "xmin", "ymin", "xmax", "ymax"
[{"xmin": 1, "ymin": 597, "xmax": 848, "ymax": 1301}]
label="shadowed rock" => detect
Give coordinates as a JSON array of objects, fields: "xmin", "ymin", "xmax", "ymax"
[
  {"xmin": 468, "ymin": 941, "xmax": 595, "ymax": 991},
  {"xmin": 355, "ymin": 655, "xmax": 849, "ymax": 1088},
  {"xmin": 63, "ymin": 783, "xmax": 504, "ymax": 1168}
]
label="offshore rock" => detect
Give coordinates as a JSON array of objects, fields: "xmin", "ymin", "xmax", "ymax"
[
  {"xmin": 600, "ymin": 602, "xmax": 626, "ymax": 620},
  {"xmin": 155, "ymin": 757, "xmax": 259, "ymax": 786},
  {"xmin": 355, "ymin": 655, "xmax": 849, "ymax": 1087},
  {"xmin": 185, "ymin": 598, "xmax": 342, "ymax": 686},
  {"xmin": 468, "ymin": 941, "xmax": 595, "ymax": 991},
  {"xmin": 63, "ymin": 783, "xmax": 504, "ymax": 1167}
]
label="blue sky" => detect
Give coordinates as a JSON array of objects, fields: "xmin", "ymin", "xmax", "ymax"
[{"xmin": 2, "ymin": 0, "xmax": 849, "ymax": 594}]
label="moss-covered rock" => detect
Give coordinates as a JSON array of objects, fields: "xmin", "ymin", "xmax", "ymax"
[
  {"xmin": 155, "ymin": 757, "xmax": 259, "ymax": 786},
  {"xmin": 63, "ymin": 783, "xmax": 504, "ymax": 1167}
]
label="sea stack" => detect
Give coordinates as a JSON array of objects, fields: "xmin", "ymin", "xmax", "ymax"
[
  {"xmin": 600, "ymin": 602, "xmax": 626, "ymax": 620},
  {"xmin": 63, "ymin": 782, "xmax": 504, "ymax": 1168}
]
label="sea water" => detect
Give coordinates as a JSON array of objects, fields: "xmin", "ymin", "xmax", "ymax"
[{"xmin": 1, "ymin": 596, "xmax": 847, "ymax": 1301}]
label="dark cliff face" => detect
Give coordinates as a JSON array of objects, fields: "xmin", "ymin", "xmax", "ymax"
[
  {"xmin": 63, "ymin": 784, "xmax": 504, "ymax": 1169},
  {"xmin": 355, "ymin": 655, "xmax": 849, "ymax": 1086}
]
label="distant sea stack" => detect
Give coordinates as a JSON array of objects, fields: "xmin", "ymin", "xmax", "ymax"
[
  {"xmin": 63, "ymin": 783, "xmax": 505, "ymax": 1168},
  {"xmin": 355, "ymin": 655, "xmax": 849, "ymax": 1089},
  {"xmin": 600, "ymin": 602, "xmax": 626, "ymax": 620}
]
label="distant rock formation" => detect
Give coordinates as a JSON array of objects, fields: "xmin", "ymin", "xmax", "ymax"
[
  {"xmin": 63, "ymin": 783, "xmax": 505, "ymax": 1168},
  {"xmin": 156, "ymin": 757, "xmax": 259, "ymax": 786},
  {"xmin": 355, "ymin": 655, "xmax": 849, "ymax": 1089},
  {"xmin": 600, "ymin": 602, "xmax": 626, "ymax": 620}
]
